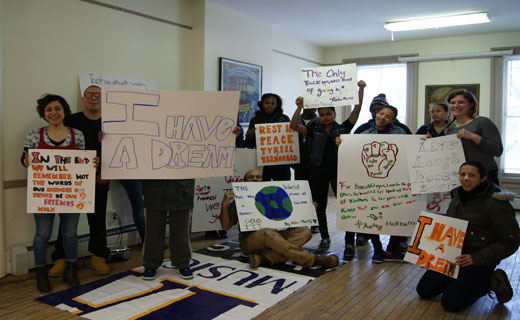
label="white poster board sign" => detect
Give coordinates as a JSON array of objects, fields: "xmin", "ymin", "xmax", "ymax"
[
  {"xmin": 255, "ymin": 122, "xmax": 299, "ymax": 166},
  {"xmin": 232, "ymin": 180, "xmax": 317, "ymax": 231},
  {"xmin": 79, "ymin": 73, "xmax": 157, "ymax": 94},
  {"xmin": 407, "ymin": 135, "xmax": 465, "ymax": 194},
  {"xmin": 101, "ymin": 89, "xmax": 240, "ymax": 179},
  {"xmin": 302, "ymin": 63, "xmax": 358, "ymax": 108},
  {"xmin": 337, "ymin": 135, "xmax": 426, "ymax": 236},
  {"xmin": 27, "ymin": 149, "xmax": 96, "ymax": 213},
  {"xmin": 191, "ymin": 148, "xmax": 258, "ymax": 232},
  {"xmin": 404, "ymin": 211, "xmax": 467, "ymax": 279},
  {"xmin": 426, "ymin": 192, "xmax": 452, "ymax": 215}
]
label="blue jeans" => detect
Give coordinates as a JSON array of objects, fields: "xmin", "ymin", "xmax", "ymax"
[
  {"xmin": 120, "ymin": 179, "xmax": 145, "ymax": 239},
  {"xmin": 33, "ymin": 213, "xmax": 79, "ymax": 267}
]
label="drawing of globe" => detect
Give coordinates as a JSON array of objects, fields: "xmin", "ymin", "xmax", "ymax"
[{"xmin": 254, "ymin": 186, "xmax": 293, "ymax": 221}]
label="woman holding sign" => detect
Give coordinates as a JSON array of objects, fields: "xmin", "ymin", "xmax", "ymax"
[
  {"xmin": 290, "ymin": 80, "xmax": 365, "ymax": 251},
  {"xmin": 445, "ymin": 90, "xmax": 502, "ymax": 185},
  {"xmin": 416, "ymin": 161, "xmax": 520, "ymax": 311},
  {"xmin": 22, "ymin": 94, "xmax": 86, "ymax": 292},
  {"xmin": 245, "ymin": 93, "xmax": 291, "ymax": 181}
]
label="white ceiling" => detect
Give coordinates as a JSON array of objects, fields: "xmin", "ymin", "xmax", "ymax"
[{"xmin": 209, "ymin": 0, "xmax": 520, "ymax": 47}]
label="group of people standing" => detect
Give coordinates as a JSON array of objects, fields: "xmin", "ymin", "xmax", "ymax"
[
  {"xmin": 234, "ymin": 82, "xmax": 519, "ymax": 311},
  {"xmin": 24, "ymin": 82, "xmax": 519, "ymax": 312}
]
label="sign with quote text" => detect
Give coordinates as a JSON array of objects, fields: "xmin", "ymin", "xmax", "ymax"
[
  {"xmin": 255, "ymin": 122, "xmax": 299, "ymax": 166},
  {"xmin": 336, "ymin": 135, "xmax": 426, "ymax": 236},
  {"xmin": 406, "ymin": 135, "xmax": 464, "ymax": 194},
  {"xmin": 101, "ymin": 89, "xmax": 240, "ymax": 179},
  {"xmin": 79, "ymin": 73, "xmax": 157, "ymax": 94},
  {"xmin": 404, "ymin": 211, "xmax": 467, "ymax": 278},
  {"xmin": 302, "ymin": 63, "xmax": 358, "ymax": 108},
  {"xmin": 191, "ymin": 148, "xmax": 259, "ymax": 232},
  {"xmin": 232, "ymin": 180, "xmax": 317, "ymax": 231},
  {"xmin": 27, "ymin": 149, "xmax": 96, "ymax": 213}
]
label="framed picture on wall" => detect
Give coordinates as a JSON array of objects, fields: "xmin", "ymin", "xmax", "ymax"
[
  {"xmin": 424, "ymin": 84, "xmax": 480, "ymax": 124},
  {"xmin": 219, "ymin": 58, "xmax": 262, "ymax": 126}
]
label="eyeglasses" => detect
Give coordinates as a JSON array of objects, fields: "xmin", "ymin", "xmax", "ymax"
[{"xmin": 84, "ymin": 93, "xmax": 101, "ymax": 99}]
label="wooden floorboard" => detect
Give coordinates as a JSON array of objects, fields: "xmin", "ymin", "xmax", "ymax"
[{"xmin": 0, "ymin": 196, "xmax": 518, "ymax": 319}]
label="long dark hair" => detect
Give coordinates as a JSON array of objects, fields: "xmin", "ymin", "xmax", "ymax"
[{"xmin": 256, "ymin": 93, "xmax": 283, "ymax": 115}]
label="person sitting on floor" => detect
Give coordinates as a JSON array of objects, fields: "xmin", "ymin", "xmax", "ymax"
[
  {"xmin": 416, "ymin": 161, "xmax": 520, "ymax": 311},
  {"xmin": 219, "ymin": 169, "xmax": 339, "ymax": 269}
]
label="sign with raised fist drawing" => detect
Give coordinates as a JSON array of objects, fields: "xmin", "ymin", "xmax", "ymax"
[
  {"xmin": 337, "ymin": 135, "xmax": 425, "ymax": 236},
  {"xmin": 362, "ymin": 141, "xmax": 399, "ymax": 178}
]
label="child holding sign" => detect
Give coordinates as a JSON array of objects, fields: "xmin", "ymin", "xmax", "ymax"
[
  {"xmin": 290, "ymin": 80, "xmax": 366, "ymax": 251},
  {"xmin": 416, "ymin": 161, "xmax": 520, "ymax": 311},
  {"xmin": 245, "ymin": 93, "xmax": 291, "ymax": 181},
  {"xmin": 22, "ymin": 94, "xmax": 87, "ymax": 292}
]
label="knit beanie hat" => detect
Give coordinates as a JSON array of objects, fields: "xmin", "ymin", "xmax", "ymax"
[{"xmin": 370, "ymin": 93, "xmax": 389, "ymax": 112}]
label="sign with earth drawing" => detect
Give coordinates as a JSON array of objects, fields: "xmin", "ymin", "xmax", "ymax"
[{"xmin": 232, "ymin": 180, "xmax": 317, "ymax": 231}]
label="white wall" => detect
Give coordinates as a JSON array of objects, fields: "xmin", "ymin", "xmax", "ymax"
[
  {"xmin": 272, "ymin": 31, "xmax": 324, "ymax": 121},
  {"xmin": 324, "ymin": 31, "xmax": 520, "ymax": 128},
  {"xmin": 203, "ymin": 1, "xmax": 273, "ymax": 92}
]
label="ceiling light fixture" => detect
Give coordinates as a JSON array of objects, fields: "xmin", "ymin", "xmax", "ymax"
[{"xmin": 384, "ymin": 11, "xmax": 490, "ymax": 32}]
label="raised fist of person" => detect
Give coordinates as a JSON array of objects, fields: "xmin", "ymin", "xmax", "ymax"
[{"xmin": 361, "ymin": 141, "xmax": 399, "ymax": 178}]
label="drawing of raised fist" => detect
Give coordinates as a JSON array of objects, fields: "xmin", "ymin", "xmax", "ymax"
[{"xmin": 361, "ymin": 141, "xmax": 399, "ymax": 178}]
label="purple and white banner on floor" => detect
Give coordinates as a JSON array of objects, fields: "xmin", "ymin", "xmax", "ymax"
[{"xmin": 37, "ymin": 253, "xmax": 313, "ymax": 319}]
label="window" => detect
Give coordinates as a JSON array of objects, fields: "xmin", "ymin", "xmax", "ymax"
[
  {"xmin": 354, "ymin": 64, "xmax": 408, "ymax": 132},
  {"xmin": 502, "ymin": 56, "xmax": 520, "ymax": 175}
]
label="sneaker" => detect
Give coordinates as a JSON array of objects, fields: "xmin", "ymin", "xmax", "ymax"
[
  {"xmin": 372, "ymin": 254, "xmax": 384, "ymax": 264},
  {"xmin": 48, "ymin": 258, "xmax": 67, "ymax": 278},
  {"xmin": 382, "ymin": 251, "xmax": 404, "ymax": 262},
  {"xmin": 314, "ymin": 254, "xmax": 339, "ymax": 268},
  {"xmin": 489, "ymin": 269, "xmax": 513, "ymax": 303},
  {"xmin": 91, "ymin": 254, "xmax": 111, "ymax": 275},
  {"xmin": 176, "ymin": 267, "xmax": 194, "ymax": 280},
  {"xmin": 317, "ymin": 238, "xmax": 331, "ymax": 252},
  {"xmin": 142, "ymin": 268, "xmax": 157, "ymax": 281},
  {"xmin": 311, "ymin": 226, "xmax": 320, "ymax": 234},
  {"xmin": 344, "ymin": 244, "xmax": 355, "ymax": 258}
]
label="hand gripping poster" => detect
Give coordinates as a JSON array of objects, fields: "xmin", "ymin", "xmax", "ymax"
[{"xmin": 336, "ymin": 135, "xmax": 426, "ymax": 236}]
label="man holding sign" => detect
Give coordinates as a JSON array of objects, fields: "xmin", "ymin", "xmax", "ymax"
[
  {"xmin": 219, "ymin": 169, "xmax": 339, "ymax": 269},
  {"xmin": 416, "ymin": 161, "xmax": 520, "ymax": 311}
]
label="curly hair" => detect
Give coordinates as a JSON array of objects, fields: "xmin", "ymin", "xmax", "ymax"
[{"xmin": 36, "ymin": 94, "xmax": 71, "ymax": 120}]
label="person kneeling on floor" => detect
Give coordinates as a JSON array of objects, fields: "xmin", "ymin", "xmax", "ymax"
[
  {"xmin": 219, "ymin": 169, "xmax": 339, "ymax": 269},
  {"xmin": 416, "ymin": 161, "xmax": 520, "ymax": 311}
]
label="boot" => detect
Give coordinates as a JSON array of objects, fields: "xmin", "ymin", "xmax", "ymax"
[
  {"xmin": 63, "ymin": 261, "xmax": 80, "ymax": 287},
  {"xmin": 313, "ymin": 254, "xmax": 340, "ymax": 268},
  {"xmin": 48, "ymin": 258, "xmax": 67, "ymax": 277},
  {"xmin": 36, "ymin": 267, "xmax": 51, "ymax": 293},
  {"xmin": 91, "ymin": 254, "xmax": 110, "ymax": 275}
]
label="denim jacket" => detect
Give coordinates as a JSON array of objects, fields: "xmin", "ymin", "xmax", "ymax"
[{"xmin": 307, "ymin": 119, "xmax": 354, "ymax": 167}]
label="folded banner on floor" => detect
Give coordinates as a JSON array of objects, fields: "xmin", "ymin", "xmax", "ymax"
[{"xmin": 37, "ymin": 253, "xmax": 312, "ymax": 320}]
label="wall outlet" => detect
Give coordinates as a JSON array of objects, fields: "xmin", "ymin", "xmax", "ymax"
[{"xmin": 107, "ymin": 209, "xmax": 117, "ymax": 224}]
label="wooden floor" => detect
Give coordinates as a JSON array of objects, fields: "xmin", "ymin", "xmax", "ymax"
[{"xmin": 1, "ymin": 198, "xmax": 519, "ymax": 320}]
